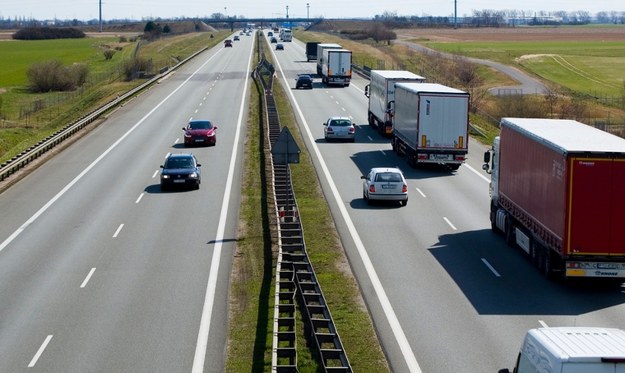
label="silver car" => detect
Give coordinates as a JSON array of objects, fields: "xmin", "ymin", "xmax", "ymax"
[
  {"xmin": 361, "ymin": 167, "xmax": 408, "ymax": 206},
  {"xmin": 323, "ymin": 116, "xmax": 355, "ymax": 142}
]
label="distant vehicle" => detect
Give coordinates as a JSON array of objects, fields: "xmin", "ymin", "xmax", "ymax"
[
  {"xmin": 316, "ymin": 43, "xmax": 342, "ymax": 75},
  {"xmin": 276, "ymin": 43, "xmax": 284, "ymax": 50},
  {"xmin": 323, "ymin": 116, "xmax": 355, "ymax": 142},
  {"xmin": 233, "ymin": 35, "xmax": 240, "ymax": 41},
  {"xmin": 390, "ymin": 83, "xmax": 469, "ymax": 169},
  {"xmin": 267, "ymin": 31, "xmax": 273, "ymax": 37},
  {"xmin": 483, "ymin": 118, "xmax": 625, "ymax": 279},
  {"xmin": 270, "ymin": 36, "xmax": 277, "ymax": 43},
  {"xmin": 364, "ymin": 70, "xmax": 426, "ymax": 136},
  {"xmin": 160, "ymin": 153, "xmax": 201, "ymax": 190},
  {"xmin": 295, "ymin": 74, "xmax": 313, "ymax": 89},
  {"xmin": 305, "ymin": 41, "xmax": 320, "ymax": 61},
  {"xmin": 182, "ymin": 120, "xmax": 217, "ymax": 147},
  {"xmin": 224, "ymin": 39, "xmax": 233, "ymax": 47},
  {"xmin": 500, "ymin": 327, "xmax": 625, "ymax": 373},
  {"xmin": 320, "ymin": 49, "xmax": 352, "ymax": 87},
  {"xmin": 281, "ymin": 28, "xmax": 292, "ymax": 42},
  {"xmin": 361, "ymin": 167, "xmax": 408, "ymax": 206}
]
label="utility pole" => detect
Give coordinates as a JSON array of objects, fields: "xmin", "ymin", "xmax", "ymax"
[
  {"xmin": 307, "ymin": 3, "xmax": 310, "ymax": 19},
  {"xmin": 286, "ymin": 5, "xmax": 289, "ymax": 19},
  {"xmin": 99, "ymin": 0, "xmax": 102, "ymax": 32},
  {"xmin": 454, "ymin": 0, "xmax": 457, "ymax": 29}
]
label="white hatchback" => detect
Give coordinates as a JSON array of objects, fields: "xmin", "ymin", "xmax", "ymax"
[
  {"xmin": 361, "ymin": 167, "xmax": 408, "ymax": 206},
  {"xmin": 323, "ymin": 116, "xmax": 355, "ymax": 142}
]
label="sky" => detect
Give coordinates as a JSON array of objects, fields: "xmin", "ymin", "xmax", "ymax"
[{"xmin": 2, "ymin": 0, "xmax": 624, "ymax": 21}]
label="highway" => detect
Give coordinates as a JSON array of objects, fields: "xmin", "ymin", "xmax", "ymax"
[
  {"xmin": 266, "ymin": 33, "xmax": 625, "ymax": 372},
  {"xmin": 0, "ymin": 33, "xmax": 254, "ymax": 371},
  {"xmin": 3, "ymin": 29, "xmax": 625, "ymax": 373}
]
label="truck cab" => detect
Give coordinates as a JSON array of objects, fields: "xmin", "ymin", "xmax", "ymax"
[{"xmin": 500, "ymin": 327, "xmax": 625, "ymax": 373}]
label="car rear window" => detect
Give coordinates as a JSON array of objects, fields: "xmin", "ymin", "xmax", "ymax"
[
  {"xmin": 189, "ymin": 121, "xmax": 212, "ymax": 130},
  {"xmin": 330, "ymin": 120, "xmax": 351, "ymax": 127},
  {"xmin": 375, "ymin": 173, "xmax": 402, "ymax": 182},
  {"xmin": 166, "ymin": 158, "xmax": 193, "ymax": 168}
]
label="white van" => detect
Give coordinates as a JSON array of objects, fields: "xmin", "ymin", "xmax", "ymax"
[{"xmin": 500, "ymin": 327, "xmax": 625, "ymax": 373}]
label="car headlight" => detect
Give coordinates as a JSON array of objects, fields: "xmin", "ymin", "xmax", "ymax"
[
  {"xmin": 161, "ymin": 174, "xmax": 170, "ymax": 179},
  {"xmin": 189, "ymin": 172, "xmax": 198, "ymax": 178}
]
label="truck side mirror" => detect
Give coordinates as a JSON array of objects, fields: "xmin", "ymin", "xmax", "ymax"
[
  {"xmin": 483, "ymin": 151, "xmax": 491, "ymax": 163},
  {"xmin": 386, "ymin": 100, "xmax": 395, "ymax": 113},
  {"xmin": 364, "ymin": 84, "xmax": 370, "ymax": 98},
  {"xmin": 498, "ymin": 370, "xmax": 511, "ymax": 373}
]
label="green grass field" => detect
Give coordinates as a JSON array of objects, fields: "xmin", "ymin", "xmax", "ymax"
[
  {"xmin": 0, "ymin": 37, "xmax": 121, "ymax": 87},
  {"xmin": 421, "ymin": 40, "xmax": 625, "ymax": 97}
]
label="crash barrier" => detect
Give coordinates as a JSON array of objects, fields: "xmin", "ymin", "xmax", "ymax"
[
  {"xmin": 0, "ymin": 44, "xmax": 208, "ymax": 183},
  {"xmin": 252, "ymin": 33, "xmax": 352, "ymax": 373}
]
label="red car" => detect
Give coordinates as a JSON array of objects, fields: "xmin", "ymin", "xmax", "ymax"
[{"xmin": 183, "ymin": 120, "xmax": 217, "ymax": 147}]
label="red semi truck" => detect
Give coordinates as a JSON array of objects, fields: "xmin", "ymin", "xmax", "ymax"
[{"xmin": 483, "ymin": 118, "xmax": 625, "ymax": 279}]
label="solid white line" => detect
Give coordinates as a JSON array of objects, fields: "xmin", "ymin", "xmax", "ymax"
[
  {"xmin": 112, "ymin": 224, "xmax": 124, "ymax": 238},
  {"xmin": 28, "ymin": 335, "xmax": 53, "ymax": 367},
  {"xmin": 416, "ymin": 188, "xmax": 426, "ymax": 198},
  {"xmin": 272, "ymin": 44, "xmax": 423, "ymax": 373},
  {"xmin": 443, "ymin": 217, "xmax": 457, "ymax": 230},
  {"xmin": 191, "ymin": 36, "xmax": 253, "ymax": 373},
  {"xmin": 465, "ymin": 163, "xmax": 491, "ymax": 183},
  {"xmin": 135, "ymin": 193, "xmax": 144, "ymax": 204},
  {"xmin": 0, "ymin": 52, "xmax": 222, "ymax": 254},
  {"xmin": 80, "ymin": 268, "xmax": 96, "ymax": 288},
  {"xmin": 481, "ymin": 258, "xmax": 501, "ymax": 277}
]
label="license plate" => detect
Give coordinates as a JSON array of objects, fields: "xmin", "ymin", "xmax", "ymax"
[
  {"xmin": 194, "ymin": 139, "xmax": 204, "ymax": 142},
  {"xmin": 381, "ymin": 184, "xmax": 395, "ymax": 189},
  {"xmin": 173, "ymin": 179, "xmax": 185, "ymax": 183},
  {"xmin": 430, "ymin": 154, "xmax": 452, "ymax": 160}
]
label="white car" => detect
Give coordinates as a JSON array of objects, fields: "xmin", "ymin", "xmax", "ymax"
[
  {"xmin": 323, "ymin": 116, "xmax": 355, "ymax": 142},
  {"xmin": 361, "ymin": 167, "xmax": 408, "ymax": 206}
]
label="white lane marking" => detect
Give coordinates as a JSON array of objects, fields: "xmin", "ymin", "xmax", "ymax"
[
  {"xmin": 112, "ymin": 224, "xmax": 124, "ymax": 238},
  {"xmin": 28, "ymin": 335, "xmax": 53, "ymax": 367},
  {"xmin": 174, "ymin": 138, "xmax": 180, "ymax": 144},
  {"xmin": 273, "ymin": 47, "xmax": 423, "ymax": 373},
  {"xmin": 416, "ymin": 188, "xmax": 426, "ymax": 198},
  {"xmin": 0, "ymin": 50, "xmax": 222, "ymax": 254},
  {"xmin": 465, "ymin": 163, "xmax": 490, "ymax": 183},
  {"xmin": 539, "ymin": 320, "xmax": 549, "ymax": 328},
  {"xmin": 135, "ymin": 193, "xmax": 144, "ymax": 204},
  {"xmin": 481, "ymin": 258, "xmax": 501, "ymax": 277},
  {"xmin": 152, "ymin": 170, "xmax": 159, "ymax": 178},
  {"xmin": 341, "ymin": 107, "xmax": 346, "ymax": 112},
  {"xmin": 191, "ymin": 35, "xmax": 254, "ymax": 373},
  {"xmin": 80, "ymin": 268, "xmax": 96, "ymax": 288},
  {"xmin": 367, "ymin": 136, "xmax": 373, "ymax": 141},
  {"xmin": 379, "ymin": 150, "xmax": 387, "ymax": 156},
  {"xmin": 443, "ymin": 217, "xmax": 457, "ymax": 230}
]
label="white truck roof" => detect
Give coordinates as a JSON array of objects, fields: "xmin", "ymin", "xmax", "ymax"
[
  {"xmin": 502, "ymin": 117, "xmax": 625, "ymax": 154},
  {"xmin": 371, "ymin": 70, "xmax": 426, "ymax": 80},
  {"xmin": 527, "ymin": 327, "xmax": 625, "ymax": 362},
  {"xmin": 395, "ymin": 82, "xmax": 467, "ymax": 95}
]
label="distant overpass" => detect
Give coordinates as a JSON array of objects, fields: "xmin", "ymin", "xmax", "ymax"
[{"xmin": 202, "ymin": 17, "xmax": 324, "ymax": 30}]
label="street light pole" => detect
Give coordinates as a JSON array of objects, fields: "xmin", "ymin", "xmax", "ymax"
[
  {"xmin": 307, "ymin": 3, "xmax": 309, "ymax": 19},
  {"xmin": 286, "ymin": 5, "xmax": 289, "ymax": 19}
]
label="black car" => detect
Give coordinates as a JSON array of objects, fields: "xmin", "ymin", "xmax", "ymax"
[
  {"xmin": 276, "ymin": 43, "xmax": 284, "ymax": 50},
  {"xmin": 295, "ymin": 74, "xmax": 313, "ymax": 89},
  {"xmin": 160, "ymin": 153, "xmax": 201, "ymax": 190},
  {"xmin": 270, "ymin": 36, "xmax": 277, "ymax": 43}
]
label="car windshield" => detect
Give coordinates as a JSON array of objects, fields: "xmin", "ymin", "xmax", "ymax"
[
  {"xmin": 375, "ymin": 172, "xmax": 402, "ymax": 182},
  {"xmin": 330, "ymin": 119, "xmax": 351, "ymax": 127},
  {"xmin": 165, "ymin": 157, "xmax": 194, "ymax": 169},
  {"xmin": 189, "ymin": 121, "xmax": 212, "ymax": 130}
]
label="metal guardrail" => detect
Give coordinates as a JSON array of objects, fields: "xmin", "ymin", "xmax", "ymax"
[
  {"xmin": 253, "ymin": 34, "xmax": 351, "ymax": 373},
  {"xmin": 0, "ymin": 45, "xmax": 208, "ymax": 183}
]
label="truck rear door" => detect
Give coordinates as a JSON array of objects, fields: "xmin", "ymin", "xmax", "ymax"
[{"xmin": 567, "ymin": 158, "xmax": 625, "ymax": 256}]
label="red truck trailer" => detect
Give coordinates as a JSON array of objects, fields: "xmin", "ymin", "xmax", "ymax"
[{"xmin": 483, "ymin": 118, "xmax": 625, "ymax": 279}]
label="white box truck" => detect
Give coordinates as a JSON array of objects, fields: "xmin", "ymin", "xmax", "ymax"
[
  {"xmin": 500, "ymin": 327, "xmax": 625, "ymax": 373},
  {"xmin": 321, "ymin": 49, "xmax": 352, "ymax": 87},
  {"xmin": 316, "ymin": 43, "xmax": 342, "ymax": 75},
  {"xmin": 364, "ymin": 70, "xmax": 426, "ymax": 136},
  {"xmin": 391, "ymin": 83, "xmax": 469, "ymax": 170}
]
